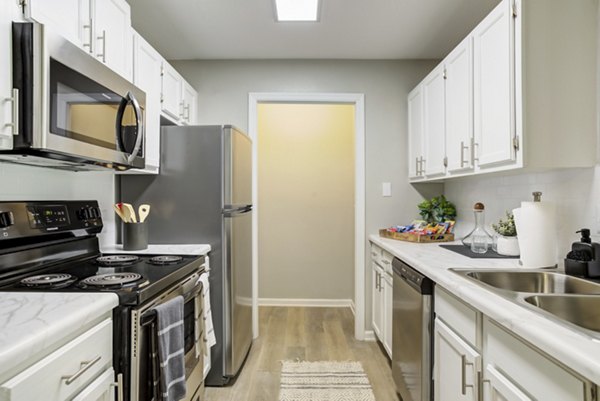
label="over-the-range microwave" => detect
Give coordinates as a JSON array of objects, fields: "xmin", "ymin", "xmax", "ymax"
[{"xmin": 1, "ymin": 22, "xmax": 146, "ymax": 171}]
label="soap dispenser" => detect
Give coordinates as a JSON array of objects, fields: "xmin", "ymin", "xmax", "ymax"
[{"xmin": 565, "ymin": 228, "xmax": 600, "ymax": 278}]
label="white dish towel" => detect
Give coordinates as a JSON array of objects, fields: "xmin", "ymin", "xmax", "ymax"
[{"xmin": 198, "ymin": 271, "xmax": 217, "ymax": 348}]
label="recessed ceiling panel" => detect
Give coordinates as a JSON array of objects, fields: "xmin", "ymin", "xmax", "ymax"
[{"xmin": 126, "ymin": 0, "xmax": 501, "ymax": 60}]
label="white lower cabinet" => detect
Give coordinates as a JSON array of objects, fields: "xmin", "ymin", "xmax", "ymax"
[
  {"xmin": 370, "ymin": 243, "xmax": 392, "ymax": 358},
  {"xmin": 371, "ymin": 260, "xmax": 383, "ymax": 341},
  {"xmin": 0, "ymin": 319, "xmax": 116, "ymax": 401},
  {"xmin": 72, "ymin": 369, "xmax": 116, "ymax": 401},
  {"xmin": 434, "ymin": 319, "xmax": 480, "ymax": 401},
  {"xmin": 483, "ymin": 365, "xmax": 532, "ymax": 401},
  {"xmin": 482, "ymin": 318, "xmax": 589, "ymax": 401},
  {"xmin": 434, "ymin": 287, "xmax": 593, "ymax": 401}
]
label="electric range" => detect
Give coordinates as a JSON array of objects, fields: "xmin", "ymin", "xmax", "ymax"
[{"xmin": 0, "ymin": 200, "xmax": 207, "ymax": 401}]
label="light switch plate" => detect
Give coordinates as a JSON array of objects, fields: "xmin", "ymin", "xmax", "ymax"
[{"xmin": 382, "ymin": 182, "xmax": 392, "ymax": 197}]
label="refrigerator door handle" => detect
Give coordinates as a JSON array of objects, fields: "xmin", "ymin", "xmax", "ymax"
[{"xmin": 223, "ymin": 205, "xmax": 252, "ymax": 217}]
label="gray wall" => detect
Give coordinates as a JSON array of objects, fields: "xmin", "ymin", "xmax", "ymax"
[{"xmin": 172, "ymin": 59, "xmax": 442, "ymax": 324}]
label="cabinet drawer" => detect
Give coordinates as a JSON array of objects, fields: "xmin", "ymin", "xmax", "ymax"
[
  {"xmin": 435, "ymin": 287, "xmax": 478, "ymax": 348},
  {"xmin": 0, "ymin": 319, "xmax": 113, "ymax": 401},
  {"xmin": 370, "ymin": 244, "xmax": 382, "ymax": 266},
  {"xmin": 380, "ymin": 250, "xmax": 393, "ymax": 274}
]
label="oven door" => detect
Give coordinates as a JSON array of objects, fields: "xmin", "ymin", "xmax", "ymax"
[
  {"xmin": 10, "ymin": 22, "xmax": 145, "ymax": 170},
  {"xmin": 131, "ymin": 271, "xmax": 204, "ymax": 401}
]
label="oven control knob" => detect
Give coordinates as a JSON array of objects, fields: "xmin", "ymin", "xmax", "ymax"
[{"xmin": 0, "ymin": 211, "xmax": 15, "ymax": 228}]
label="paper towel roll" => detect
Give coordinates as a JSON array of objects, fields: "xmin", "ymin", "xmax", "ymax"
[{"xmin": 513, "ymin": 201, "xmax": 557, "ymax": 268}]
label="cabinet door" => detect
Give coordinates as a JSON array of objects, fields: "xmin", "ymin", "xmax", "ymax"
[
  {"xmin": 131, "ymin": 32, "xmax": 162, "ymax": 173},
  {"xmin": 93, "ymin": 0, "xmax": 132, "ymax": 80},
  {"xmin": 483, "ymin": 365, "xmax": 532, "ymax": 401},
  {"xmin": 371, "ymin": 262, "xmax": 383, "ymax": 341},
  {"xmin": 182, "ymin": 81, "xmax": 198, "ymax": 125},
  {"xmin": 26, "ymin": 0, "xmax": 90, "ymax": 50},
  {"xmin": 382, "ymin": 272, "xmax": 393, "ymax": 358},
  {"xmin": 434, "ymin": 319, "xmax": 480, "ymax": 401},
  {"xmin": 0, "ymin": 0, "xmax": 15, "ymax": 150},
  {"xmin": 422, "ymin": 65, "xmax": 446, "ymax": 177},
  {"xmin": 473, "ymin": 0, "xmax": 515, "ymax": 168},
  {"xmin": 445, "ymin": 36, "xmax": 473, "ymax": 173},
  {"xmin": 71, "ymin": 369, "xmax": 116, "ymax": 401},
  {"xmin": 408, "ymin": 85, "xmax": 424, "ymax": 179},
  {"xmin": 161, "ymin": 61, "xmax": 184, "ymax": 121}
]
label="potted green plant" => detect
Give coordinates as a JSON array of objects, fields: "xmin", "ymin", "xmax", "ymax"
[
  {"xmin": 417, "ymin": 195, "xmax": 457, "ymax": 224},
  {"xmin": 492, "ymin": 211, "xmax": 520, "ymax": 256}
]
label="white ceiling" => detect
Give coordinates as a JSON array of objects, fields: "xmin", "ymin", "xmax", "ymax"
[{"xmin": 126, "ymin": 0, "xmax": 501, "ymax": 60}]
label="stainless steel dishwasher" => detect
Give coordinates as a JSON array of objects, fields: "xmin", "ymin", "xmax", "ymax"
[{"xmin": 392, "ymin": 257, "xmax": 434, "ymax": 401}]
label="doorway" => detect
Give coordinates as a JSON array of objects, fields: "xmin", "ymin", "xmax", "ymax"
[{"xmin": 249, "ymin": 93, "xmax": 366, "ymax": 340}]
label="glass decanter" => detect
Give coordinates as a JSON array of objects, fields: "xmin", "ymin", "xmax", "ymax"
[{"xmin": 462, "ymin": 202, "xmax": 493, "ymax": 253}]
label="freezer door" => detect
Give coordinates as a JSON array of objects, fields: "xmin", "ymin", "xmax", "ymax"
[
  {"xmin": 222, "ymin": 207, "xmax": 253, "ymax": 377},
  {"xmin": 224, "ymin": 127, "xmax": 252, "ymax": 207}
]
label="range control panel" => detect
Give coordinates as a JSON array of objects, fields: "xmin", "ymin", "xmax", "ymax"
[{"xmin": 0, "ymin": 201, "xmax": 103, "ymax": 240}]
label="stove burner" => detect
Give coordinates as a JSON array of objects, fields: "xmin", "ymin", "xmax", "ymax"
[
  {"xmin": 149, "ymin": 255, "xmax": 184, "ymax": 265},
  {"xmin": 21, "ymin": 273, "xmax": 76, "ymax": 288},
  {"xmin": 96, "ymin": 255, "xmax": 140, "ymax": 267},
  {"xmin": 81, "ymin": 272, "xmax": 143, "ymax": 288}
]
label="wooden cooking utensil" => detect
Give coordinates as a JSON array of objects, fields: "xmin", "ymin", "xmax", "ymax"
[{"xmin": 138, "ymin": 204, "xmax": 150, "ymax": 223}]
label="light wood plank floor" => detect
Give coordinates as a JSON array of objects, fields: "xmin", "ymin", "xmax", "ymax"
[{"xmin": 204, "ymin": 306, "xmax": 399, "ymax": 401}]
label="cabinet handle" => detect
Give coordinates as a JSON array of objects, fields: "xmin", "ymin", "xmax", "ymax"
[
  {"xmin": 471, "ymin": 138, "xmax": 479, "ymax": 164},
  {"xmin": 415, "ymin": 157, "xmax": 419, "ymax": 176},
  {"xmin": 61, "ymin": 355, "xmax": 102, "ymax": 385},
  {"xmin": 461, "ymin": 355, "xmax": 475, "ymax": 395},
  {"xmin": 5, "ymin": 88, "xmax": 19, "ymax": 136},
  {"xmin": 460, "ymin": 141, "xmax": 470, "ymax": 168},
  {"xmin": 184, "ymin": 104, "xmax": 190, "ymax": 121},
  {"xmin": 96, "ymin": 30, "xmax": 106, "ymax": 63},
  {"xmin": 83, "ymin": 19, "xmax": 93, "ymax": 53},
  {"xmin": 420, "ymin": 157, "xmax": 426, "ymax": 175},
  {"xmin": 376, "ymin": 272, "xmax": 381, "ymax": 291},
  {"xmin": 179, "ymin": 101, "xmax": 185, "ymax": 118},
  {"xmin": 110, "ymin": 373, "xmax": 124, "ymax": 401}
]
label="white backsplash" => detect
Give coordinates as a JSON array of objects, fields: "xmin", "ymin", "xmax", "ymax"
[
  {"xmin": 0, "ymin": 163, "xmax": 116, "ymax": 246},
  {"xmin": 444, "ymin": 166, "xmax": 600, "ymax": 259}
]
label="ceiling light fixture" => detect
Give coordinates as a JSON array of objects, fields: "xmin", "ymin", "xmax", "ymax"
[{"xmin": 274, "ymin": 0, "xmax": 321, "ymax": 22}]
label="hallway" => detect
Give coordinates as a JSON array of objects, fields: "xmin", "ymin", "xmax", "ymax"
[{"xmin": 205, "ymin": 307, "xmax": 398, "ymax": 401}]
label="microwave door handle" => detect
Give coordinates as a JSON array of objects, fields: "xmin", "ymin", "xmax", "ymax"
[{"xmin": 127, "ymin": 92, "xmax": 144, "ymax": 164}]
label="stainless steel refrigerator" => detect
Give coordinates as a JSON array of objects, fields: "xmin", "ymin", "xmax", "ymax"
[{"xmin": 120, "ymin": 125, "xmax": 253, "ymax": 386}]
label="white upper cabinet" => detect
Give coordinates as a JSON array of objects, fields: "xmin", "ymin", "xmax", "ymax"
[
  {"xmin": 25, "ymin": 0, "xmax": 90, "ymax": 49},
  {"xmin": 422, "ymin": 65, "xmax": 446, "ymax": 177},
  {"xmin": 25, "ymin": 0, "xmax": 132, "ymax": 80},
  {"xmin": 408, "ymin": 0, "xmax": 597, "ymax": 182},
  {"xmin": 408, "ymin": 85, "xmax": 424, "ymax": 179},
  {"xmin": 182, "ymin": 81, "xmax": 198, "ymax": 125},
  {"xmin": 129, "ymin": 31, "xmax": 162, "ymax": 174},
  {"xmin": 161, "ymin": 61, "xmax": 198, "ymax": 125},
  {"xmin": 473, "ymin": 0, "xmax": 514, "ymax": 169},
  {"xmin": 445, "ymin": 37, "xmax": 473, "ymax": 173},
  {"xmin": 161, "ymin": 61, "xmax": 184, "ymax": 121},
  {"xmin": 0, "ymin": 0, "xmax": 16, "ymax": 150},
  {"xmin": 92, "ymin": 0, "xmax": 132, "ymax": 80}
]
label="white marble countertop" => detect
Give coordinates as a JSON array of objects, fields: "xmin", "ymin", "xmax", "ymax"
[
  {"xmin": 0, "ymin": 292, "xmax": 118, "ymax": 383},
  {"xmin": 101, "ymin": 244, "xmax": 211, "ymax": 255},
  {"xmin": 369, "ymin": 234, "xmax": 600, "ymax": 384}
]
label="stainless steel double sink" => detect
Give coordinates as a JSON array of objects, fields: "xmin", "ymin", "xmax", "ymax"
[{"xmin": 453, "ymin": 269, "xmax": 600, "ymax": 338}]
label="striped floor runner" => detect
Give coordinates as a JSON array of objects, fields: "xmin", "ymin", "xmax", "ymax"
[{"xmin": 279, "ymin": 361, "xmax": 376, "ymax": 401}]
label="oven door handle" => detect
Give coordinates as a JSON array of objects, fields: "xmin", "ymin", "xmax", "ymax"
[{"xmin": 140, "ymin": 281, "xmax": 202, "ymax": 326}]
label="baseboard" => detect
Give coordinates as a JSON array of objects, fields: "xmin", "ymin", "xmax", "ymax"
[
  {"xmin": 349, "ymin": 300, "xmax": 356, "ymax": 316},
  {"xmin": 258, "ymin": 298, "xmax": 354, "ymax": 308},
  {"xmin": 364, "ymin": 330, "xmax": 376, "ymax": 341}
]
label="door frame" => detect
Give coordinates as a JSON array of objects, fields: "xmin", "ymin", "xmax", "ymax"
[{"xmin": 248, "ymin": 92, "xmax": 366, "ymax": 340}]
